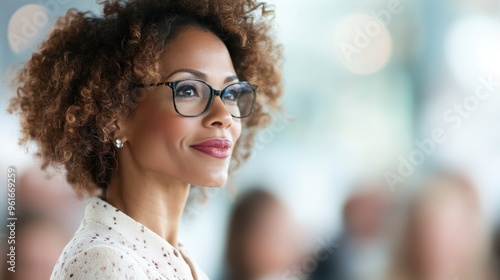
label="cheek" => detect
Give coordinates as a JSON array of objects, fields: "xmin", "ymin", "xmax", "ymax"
[
  {"xmin": 124, "ymin": 97, "xmax": 241, "ymax": 186},
  {"xmin": 128, "ymin": 101, "xmax": 196, "ymax": 163},
  {"xmin": 232, "ymin": 120, "xmax": 242, "ymax": 142},
  {"xmin": 150, "ymin": 114, "xmax": 193, "ymax": 142}
]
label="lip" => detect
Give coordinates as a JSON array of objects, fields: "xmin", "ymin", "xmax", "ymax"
[{"xmin": 190, "ymin": 138, "xmax": 233, "ymax": 159}]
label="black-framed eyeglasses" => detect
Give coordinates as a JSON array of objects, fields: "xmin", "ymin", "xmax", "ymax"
[{"xmin": 134, "ymin": 78, "xmax": 257, "ymax": 118}]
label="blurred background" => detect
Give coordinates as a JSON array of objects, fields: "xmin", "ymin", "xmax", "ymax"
[{"xmin": 1, "ymin": 0, "xmax": 500, "ymax": 279}]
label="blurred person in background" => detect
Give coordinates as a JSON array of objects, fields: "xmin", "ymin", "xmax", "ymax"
[
  {"xmin": 1, "ymin": 212, "xmax": 70, "ymax": 280},
  {"xmin": 310, "ymin": 182, "xmax": 393, "ymax": 280},
  {"xmin": 386, "ymin": 172, "xmax": 494, "ymax": 280},
  {"xmin": 15, "ymin": 165, "xmax": 86, "ymax": 231},
  {"xmin": 1, "ymin": 165, "xmax": 84, "ymax": 280},
  {"xmin": 493, "ymin": 225, "xmax": 500, "ymax": 278},
  {"xmin": 224, "ymin": 189, "xmax": 305, "ymax": 280}
]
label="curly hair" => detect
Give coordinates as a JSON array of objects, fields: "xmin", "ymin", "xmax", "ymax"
[{"xmin": 7, "ymin": 0, "xmax": 283, "ymax": 196}]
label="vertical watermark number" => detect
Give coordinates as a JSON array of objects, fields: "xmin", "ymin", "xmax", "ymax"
[{"xmin": 6, "ymin": 167, "xmax": 17, "ymax": 273}]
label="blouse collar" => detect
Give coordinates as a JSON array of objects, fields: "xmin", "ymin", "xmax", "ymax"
[{"xmin": 85, "ymin": 196, "xmax": 197, "ymax": 279}]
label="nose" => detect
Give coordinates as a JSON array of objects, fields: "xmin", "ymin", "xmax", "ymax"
[{"xmin": 202, "ymin": 96, "xmax": 233, "ymax": 128}]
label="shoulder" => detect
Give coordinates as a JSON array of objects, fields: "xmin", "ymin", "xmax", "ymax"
[{"xmin": 51, "ymin": 245, "xmax": 146, "ymax": 280}]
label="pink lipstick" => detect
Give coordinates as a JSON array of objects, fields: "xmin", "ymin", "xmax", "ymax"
[{"xmin": 190, "ymin": 138, "xmax": 232, "ymax": 159}]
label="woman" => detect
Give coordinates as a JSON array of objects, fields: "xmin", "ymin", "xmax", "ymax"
[
  {"xmin": 386, "ymin": 172, "xmax": 493, "ymax": 280},
  {"xmin": 8, "ymin": 0, "xmax": 283, "ymax": 279}
]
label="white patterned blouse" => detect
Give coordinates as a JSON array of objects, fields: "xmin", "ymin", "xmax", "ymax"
[{"xmin": 50, "ymin": 196, "xmax": 209, "ymax": 280}]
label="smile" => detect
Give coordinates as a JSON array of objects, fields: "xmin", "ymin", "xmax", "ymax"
[{"xmin": 190, "ymin": 138, "xmax": 232, "ymax": 159}]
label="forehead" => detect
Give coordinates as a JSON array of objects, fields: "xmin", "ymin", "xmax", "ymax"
[{"xmin": 159, "ymin": 26, "xmax": 236, "ymax": 77}]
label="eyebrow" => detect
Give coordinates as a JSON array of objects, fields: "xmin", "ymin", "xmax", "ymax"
[{"xmin": 165, "ymin": 68, "xmax": 239, "ymax": 83}]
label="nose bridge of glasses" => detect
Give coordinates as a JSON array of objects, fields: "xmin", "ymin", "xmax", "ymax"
[{"xmin": 212, "ymin": 88, "xmax": 223, "ymax": 97}]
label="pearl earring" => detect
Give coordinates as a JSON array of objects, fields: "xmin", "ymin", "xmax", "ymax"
[{"xmin": 115, "ymin": 138, "xmax": 123, "ymax": 149}]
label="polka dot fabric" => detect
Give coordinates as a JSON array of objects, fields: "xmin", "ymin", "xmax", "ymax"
[{"xmin": 50, "ymin": 197, "xmax": 209, "ymax": 280}]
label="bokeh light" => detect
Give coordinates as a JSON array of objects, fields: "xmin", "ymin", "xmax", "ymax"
[
  {"xmin": 445, "ymin": 16, "xmax": 500, "ymax": 89},
  {"xmin": 334, "ymin": 13, "xmax": 393, "ymax": 75},
  {"xmin": 8, "ymin": 4, "xmax": 50, "ymax": 55}
]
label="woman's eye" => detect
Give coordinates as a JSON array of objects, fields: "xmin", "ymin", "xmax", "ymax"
[
  {"xmin": 176, "ymin": 85, "xmax": 199, "ymax": 98},
  {"xmin": 224, "ymin": 91, "xmax": 238, "ymax": 102}
]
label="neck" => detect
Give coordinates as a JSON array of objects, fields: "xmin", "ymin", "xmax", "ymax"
[{"xmin": 106, "ymin": 159, "xmax": 190, "ymax": 248}]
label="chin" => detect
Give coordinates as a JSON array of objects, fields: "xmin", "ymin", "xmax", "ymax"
[
  {"xmin": 204, "ymin": 176, "xmax": 228, "ymax": 187},
  {"xmin": 198, "ymin": 171, "xmax": 228, "ymax": 187},
  {"xmin": 186, "ymin": 164, "xmax": 230, "ymax": 187}
]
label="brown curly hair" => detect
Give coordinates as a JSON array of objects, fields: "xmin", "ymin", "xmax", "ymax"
[{"xmin": 7, "ymin": 0, "xmax": 283, "ymax": 196}]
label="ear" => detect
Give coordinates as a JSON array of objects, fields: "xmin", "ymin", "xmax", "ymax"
[{"xmin": 113, "ymin": 117, "xmax": 129, "ymax": 144}]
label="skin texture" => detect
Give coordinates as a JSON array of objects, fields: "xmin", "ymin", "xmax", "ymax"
[{"xmin": 106, "ymin": 26, "xmax": 242, "ymax": 249}]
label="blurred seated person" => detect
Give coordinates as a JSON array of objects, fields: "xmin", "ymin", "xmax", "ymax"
[
  {"xmin": 386, "ymin": 172, "xmax": 493, "ymax": 280},
  {"xmin": 310, "ymin": 182, "xmax": 392, "ymax": 280},
  {"xmin": 224, "ymin": 188, "xmax": 304, "ymax": 280}
]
